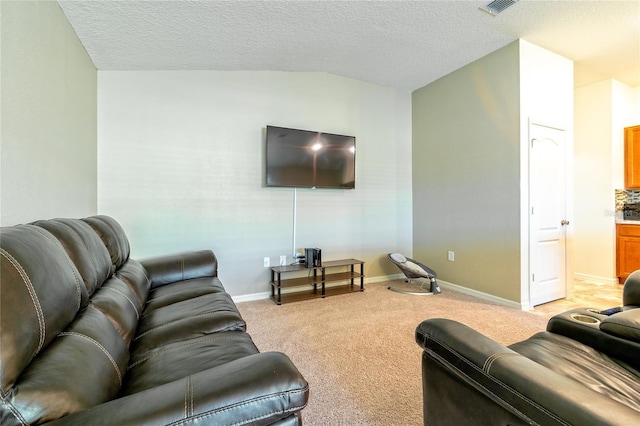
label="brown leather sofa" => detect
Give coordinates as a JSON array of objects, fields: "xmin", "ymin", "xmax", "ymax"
[
  {"xmin": 0, "ymin": 216, "xmax": 309, "ymax": 425},
  {"xmin": 416, "ymin": 273, "xmax": 640, "ymax": 425}
]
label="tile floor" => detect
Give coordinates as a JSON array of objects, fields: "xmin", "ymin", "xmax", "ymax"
[{"xmin": 532, "ymin": 279, "xmax": 624, "ymax": 317}]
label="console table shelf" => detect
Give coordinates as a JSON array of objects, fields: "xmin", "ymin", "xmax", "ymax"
[{"xmin": 269, "ymin": 258, "xmax": 364, "ymax": 305}]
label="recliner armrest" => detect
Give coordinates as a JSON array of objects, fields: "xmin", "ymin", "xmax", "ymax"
[
  {"xmin": 140, "ymin": 249, "xmax": 218, "ymax": 288},
  {"xmin": 47, "ymin": 352, "xmax": 308, "ymax": 426},
  {"xmin": 547, "ymin": 308, "xmax": 640, "ymax": 369},
  {"xmin": 601, "ymin": 308, "xmax": 640, "ymax": 342},
  {"xmin": 416, "ymin": 318, "xmax": 640, "ymax": 425}
]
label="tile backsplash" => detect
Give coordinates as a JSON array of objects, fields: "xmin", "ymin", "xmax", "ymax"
[{"xmin": 615, "ymin": 189, "xmax": 640, "ymax": 210}]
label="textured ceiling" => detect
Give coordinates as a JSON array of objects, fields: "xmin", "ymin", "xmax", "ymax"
[{"xmin": 58, "ymin": 0, "xmax": 640, "ymax": 92}]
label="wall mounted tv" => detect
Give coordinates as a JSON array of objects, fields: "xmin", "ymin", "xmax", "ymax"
[{"xmin": 266, "ymin": 125, "xmax": 356, "ymax": 189}]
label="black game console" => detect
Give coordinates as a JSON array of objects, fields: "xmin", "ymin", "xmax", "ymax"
[{"xmin": 304, "ymin": 247, "xmax": 321, "ymax": 268}]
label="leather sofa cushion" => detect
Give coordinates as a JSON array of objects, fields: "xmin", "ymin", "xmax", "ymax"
[
  {"xmin": 5, "ymin": 306, "xmax": 129, "ymax": 424},
  {"xmin": 123, "ymin": 331, "xmax": 259, "ymax": 395},
  {"xmin": 114, "ymin": 258, "xmax": 150, "ymax": 307},
  {"xmin": 137, "ymin": 287, "xmax": 245, "ymax": 334},
  {"xmin": 0, "ymin": 225, "xmax": 87, "ymax": 392},
  {"xmin": 131, "ymin": 310, "xmax": 248, "ymax": 358},
  {"xmin": 131, "ymin": 289, "xmax": 246, "ymax": 356},
  {"xmin": 92, "ymin": 277, "xmax": 143, "ymax": 347},
  {"xmin": 33, "ymin": 218, "xmax": 113, "ymax": 297},
  {"xmin": 51, "ymin": 352, "xmax": 308, "ymax": 426},
  {"xmin": 144, "ymin": 276, "xmax": 226, "ymax": 313},
  {"xmin": 510, "ymin": 331, "xmax": 640, "ymax": 413}
]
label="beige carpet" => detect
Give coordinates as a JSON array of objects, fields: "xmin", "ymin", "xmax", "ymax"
[{"xmin": 237, "ymin": 280, "xmax": 551, "ymax": 426}]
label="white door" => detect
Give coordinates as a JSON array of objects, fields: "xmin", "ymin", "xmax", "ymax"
[{"xmin": 530, "ymin": 123, "xmax": 568, "ymax": 306}]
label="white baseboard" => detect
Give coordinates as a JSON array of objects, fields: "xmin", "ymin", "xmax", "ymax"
[
  {"xmin": 234, "ymin": 274, "xmax": 615, "ymax": 309},
  {"xmin": 437, "ymin": 279, "xmax": 525, "ymax": 310},
  {"xmin": 574, "ymin": 272, "xmax": 618, "ymax": 286},
  {"xmin": 232, "ymin": 291, "xmax": 272, "ymax": 303},
  {"xmin": 232, "ymin": 274, "xmax": 405, "ymax": 304}
]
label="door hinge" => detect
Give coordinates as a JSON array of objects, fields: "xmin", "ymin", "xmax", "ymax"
[{"xmin": 532, "ymin": 273, "xmax": 535, "ymax": 282}]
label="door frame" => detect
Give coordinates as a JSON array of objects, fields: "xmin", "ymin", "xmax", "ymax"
[{"xmin": 522, "ymin": 118, "xmax": 574, "ymax": 310}]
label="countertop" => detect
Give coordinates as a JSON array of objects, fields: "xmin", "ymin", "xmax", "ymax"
[
  {"xmin": 617, "ymin": 219, "xmax": 640, "ymax": 225},
  {"xmin": 616, "ymin": 211, "xmax": 640, "ymax": 224}
]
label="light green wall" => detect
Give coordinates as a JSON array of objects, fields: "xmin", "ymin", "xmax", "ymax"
[
  {"xmin": 412, "ymin": 41, "xmax": 521, "ymax": 302},
  {"xmin": 0, "ymin": 1, "xmax": 97, "ymax": 226}
]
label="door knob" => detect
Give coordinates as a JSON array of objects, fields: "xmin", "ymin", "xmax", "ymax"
[{"xmin": 561, "ymin": 220, "xmax": 570, "ymax": 226}]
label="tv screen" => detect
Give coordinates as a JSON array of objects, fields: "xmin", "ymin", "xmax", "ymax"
[{"xmin": 266, "ymin": 126, "xmax": 356, "ymax": 189}]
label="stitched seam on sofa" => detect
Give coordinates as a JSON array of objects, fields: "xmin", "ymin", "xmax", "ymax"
[
  {"xmin": 426, "ymin": 345, "xmax": 568, "ymax": 425},
  {"xmin": 133, "ymin": 311, "xmax": 240, "ymax": 340},
  {"xmin": 31, "ymin": 226, "xmax": 84, "ymax": 312},
  {"xmin": 219, "ymin": 388, "xmax": 310, "ymax": 426},
  {"xmin": 483, "ymin": 353, "xmax": 520, "ymax": 373},
  {"xmin": 480, "ymin": 352, "xmax": 568, "ymax": 421},
  {"xmin": 1, "ymin": 248, "xmax": 46, "ymax": 355},
  {"xmin": 427, "ymin": 335, "xmax": 568, "ymax": 425},
  {"xmin": 167, "ymin": 387, "xmax": 309, "ymax": 426},
  {"xmin": 423, "ymin": 345, "xmax": 534, "ymax": 423},
  {"xmin": 127, "ymin": 333, "xmax": 249, "ymax": 369},
  {"xmin": 100, "ymin": 286, "xmax": 140, "ymax": 319},
  {"xmin": 0, "ymin": 392, "xmax": 29, "ymax": 426},
  {"xmin": 528, "ymin": 336, "xmax": 639, "ymax": 382},
  {"xmin": 58, "ymin": 331, "xmax": 123, "ymax": 386},
  {"xmin": 184, "ymin": 375, "xmax": 194, "ymax": 418}
]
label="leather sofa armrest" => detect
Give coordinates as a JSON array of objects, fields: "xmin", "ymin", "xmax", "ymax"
[
  {"xmin": 600, "ymin": 308, "xmax": 640, "ymax": 342},
  {"xmin": 416, "ymin": 318, "xmax": 640, "ymax": 425},
  {"xmin": 140, "ymin": 249, "xmax": 218, "ymax": 288},
  {"xmin": 47, "ymin": 352, "xmax": 308, "ymax": 426},
  {"xmin": 547, "ymin": 308, "xmax": 640, "ymax": 369}
]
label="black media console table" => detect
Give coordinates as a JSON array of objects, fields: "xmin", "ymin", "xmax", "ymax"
[{"xmin": 269, "ymin": 259, "xmax": 365, "ymax": 305}]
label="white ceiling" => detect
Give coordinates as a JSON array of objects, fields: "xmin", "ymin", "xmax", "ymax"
[{"xmin": 58, "ymin": 0, "xmax": 640, "ymax": 92}]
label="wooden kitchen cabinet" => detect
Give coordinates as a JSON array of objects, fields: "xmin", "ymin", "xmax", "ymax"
[
  {"xmin": 617, "ymin": 224, "xmax": 640, "ymax": 283},
  {"xmin": 624, "ymin": 125, "xmax": 640, "ymax": 189}
]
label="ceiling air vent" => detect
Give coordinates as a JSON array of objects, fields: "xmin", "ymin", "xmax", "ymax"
[{"xmin": 480, "ymin": 0, "xmax": 519, "ymax": 16}]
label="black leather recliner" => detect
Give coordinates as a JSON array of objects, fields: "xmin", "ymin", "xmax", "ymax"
[{"xmin": 416, "ymin": 272, "xmax": 640, "ymax": 425}]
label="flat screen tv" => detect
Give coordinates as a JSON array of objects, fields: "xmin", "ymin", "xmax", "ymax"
[{"xmin": 266, "ymin": 125, "xmax": 356, "ymax": 189}]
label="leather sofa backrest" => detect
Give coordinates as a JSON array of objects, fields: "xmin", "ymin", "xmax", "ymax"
[
  {"xmin": 31, "ymin": 217, "xmax": 149, "ymax": 346},
  {"xmin": 0, "ymin": 225, "xmax": 88, "ymax": 392},
  {"xmin": 91, "ymin": 275, "xmax": 144, "ymax": 347},
  {"xmin": 12, "ymin": 304, "xmax": 130, "ymax": 424},
  {"xmin": 1, "ymin": 218, "xmax": 139, "ymax": 424},
  {"xmin": 82, "ymin": 215, "xmax": 131, "ymax": 270},
  {"xmin": 115, "ymin": 259, "xmax": 151, "ymax": 311},
  {"xmin": 32, "ymin": 218, "xmax": 114, "ymax": 296}
]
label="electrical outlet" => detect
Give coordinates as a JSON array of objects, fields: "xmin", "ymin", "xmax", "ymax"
[
  {"xmin": 447, "ymin": 251, "xmax": 455, "ymax": 261},
  {"xmin": 280, "ymin": 255, "xmax": 286, "ymax": 266},
  {"xmin": 264, "ymin": 257, "xmax": 270, "ymax": 267}
]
